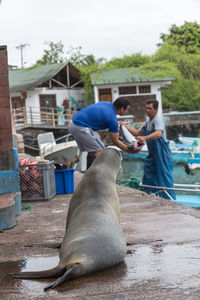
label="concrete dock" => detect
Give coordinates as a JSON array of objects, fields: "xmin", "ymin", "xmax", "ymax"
[{"xmin": 1, "ymin": 171, "xmax": 200, "ymax": 299}]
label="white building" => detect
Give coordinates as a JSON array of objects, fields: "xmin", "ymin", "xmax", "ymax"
[
  {"xmin": 9, "ymin": 62, "xmax": 84, "ymax": 128},
  {"xmin": 91, "ymin": 67, "xmax": 174, "ymax": 122}
]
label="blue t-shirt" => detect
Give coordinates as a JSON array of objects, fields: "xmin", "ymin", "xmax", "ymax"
[{"xmin": 72, "ymin": 102, "xmax": 119, "ymax": 133}]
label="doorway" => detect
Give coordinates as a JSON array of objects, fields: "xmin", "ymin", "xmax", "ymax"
[{"xmin": 39, "ymin": 94, "xmax": 57, "ymax": 125}]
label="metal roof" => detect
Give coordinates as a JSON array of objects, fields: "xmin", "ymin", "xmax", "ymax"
[
  {"xmin": 9, "ymin": 62, "xmax": 69, "ymax": 92},
  {"xmin": 91, "ymin": 67, "xmax": 175, "ymax": 85}
]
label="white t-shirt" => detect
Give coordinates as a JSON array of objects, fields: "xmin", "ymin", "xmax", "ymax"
[{"xmin": 140, "ymin": 114, "xmax": 166, "ymax": 140}]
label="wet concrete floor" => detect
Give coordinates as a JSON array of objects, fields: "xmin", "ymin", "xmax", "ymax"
[{"xmin": 1, "ymin": 172, "xmax": 200, "ymax": 299}]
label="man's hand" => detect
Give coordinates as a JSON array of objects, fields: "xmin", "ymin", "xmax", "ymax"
[
  {"xmin": 127, "ymin": 148, "xmax": 141, "ymax": 154},
  {"xmin": 137, "ymin": 136, "xmax": 146, "ymax": 145},
  {"xmin": 118, "ymin": 121, "xmax": 127, "ymax": 131}
]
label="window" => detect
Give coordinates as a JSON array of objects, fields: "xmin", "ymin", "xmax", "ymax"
[
  {"xmin": 119, "ymin": 86, "xmax": 137, "ymax": 95},
  {"xmin": 12, "ymin": 96, "xmax": 25, "ymax": 109},
  {"xmin": 98, "ymin": 88, "xmax": 112, "ymax": 102},
  {"xmin": 139, "ymin": 85, "xmax": 151, "ymax": 94},
  {"xmin": 99, "ymin": 89, "xmax": 112, "ymax": 95}
]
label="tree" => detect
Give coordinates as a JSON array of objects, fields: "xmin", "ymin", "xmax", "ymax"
[
  {"xmin": 162, "ymin": 77, "xmax": 200, "ymax": 111},
  {"xmin": 103, "ymin": 53, "xmax": 151, "ymax": 69},
  {"xmin": 159, "ymin": 22, "xmax": 200, "ymax": 54},
  {"xmin": 66, "ymin": 46, "xmax": 105, "ymax": 67},
  {"xmin": 155, "ymin": 24, "xmax": 200, "ymax": 111},
  {"xmin": 35, "ymin": 41, "xmax": 65, "ymax": 65}
]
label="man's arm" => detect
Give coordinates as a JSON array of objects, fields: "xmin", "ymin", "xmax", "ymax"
[
  {"xmin": 137, "ymin": 129, "xmax": 162, "ymax": 144},
  {"xmin": 119, "ymin": 122, "xmax": 142, "ymax": 136},
  {"xmin": 109, "ymin": 132, "xmax": 139, "ymax": 153}
]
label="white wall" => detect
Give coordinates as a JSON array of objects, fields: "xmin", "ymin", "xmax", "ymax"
[
  {"xmin": 26, "ymin": 87, "xmax": 84, "ymax": 109},
  {"xmin": 11, "ymin": 87, "xmax": 85, "ymax": 125},
  {"xmin": 93, "ymin": 81, "xmax": 172, "ymax": 117}
]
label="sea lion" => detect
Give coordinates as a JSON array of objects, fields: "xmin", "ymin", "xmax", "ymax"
[{"xmin": 11, "ymin": 147, "xmax": 127, "ymax": 291}]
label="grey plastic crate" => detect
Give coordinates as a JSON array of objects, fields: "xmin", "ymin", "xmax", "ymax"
[{"xmin": 19, "ymin": 161, "xmax": 55, "ymax": 201}]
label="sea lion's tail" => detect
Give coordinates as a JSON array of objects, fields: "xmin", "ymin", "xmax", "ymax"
[
  {"xmin": 11, "ymin": 263, "xmax": 83, "ymax": 291},
  {"xmin": 10, "ymin": 265, "xmax": 65, "ymax": 279},
  {"xmin": 44, "ymin": 263, "xmax": 80, "ymax": 291}
]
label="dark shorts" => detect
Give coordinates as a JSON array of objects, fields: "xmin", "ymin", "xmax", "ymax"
[{"xmin": 69, "ymin": 121, "xmax": 104, "ymax": 152}]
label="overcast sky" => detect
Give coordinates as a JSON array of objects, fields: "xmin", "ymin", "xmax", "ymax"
[{"xmin": 0, "ymin": 0, "xmax": 199, "ymax": 68}]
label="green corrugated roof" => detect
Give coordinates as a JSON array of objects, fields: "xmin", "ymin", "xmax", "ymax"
[
  {"xmin": 9, "ymin": 62, "xmax": 68, "ymax": 92},
  {"xmin": 91, "ymin": 68, "xmax": 174, "ymax": 85}
]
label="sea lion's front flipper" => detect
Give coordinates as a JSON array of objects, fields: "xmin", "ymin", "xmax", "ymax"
[
  {"xmin": 44, "ymin": 264, "xmax": 80, "ymax": 291},
  {"xmin": 126, "ymin": 239, "xmax": 164, "ymax": 254},
  {"xmin": 25, "ymin": 242, "xmax": 62, "ymax": 249}
]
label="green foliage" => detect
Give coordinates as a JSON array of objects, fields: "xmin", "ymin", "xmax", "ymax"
[
  {"xmin": 78, "ymin": 65, "xmax": 99, "ymax": 106},
  {"xmin": 177, "ymin": 54, "xmax": 200, "ymax": 80},
  {"xmin": 78, "ymin": 53, "xmax": 152, "ymax": 105},
  {"xmin": 154, "ymin": 43, "xmax": 185, "ymax": 64},
  {"xmin": 156, "ymin": 22, "xmax": 200, "ymax": 110},
  {"xmin": 67, "ymin": 47, "xmax": 106, "ymax": 105},
  {"xmin": 162, "ymin": 77, "xmax": 200, "ymax": 110},
  {"xmin": 138, "ymin": 60, "xmax": 178, "ymax": 80},
  {"xmin": 78, "ymin": 63, "xmax": 112, "ymax": 106},
  {"xmin": 103, "ymin": 53, "xmax": 151, "ymax": 69},
  {"xmin": 67, "ymin": 46, "xmax": 105, "ymax": 67},
  {"xmin": 159, "ymin": 22, "xmax": 200, "ymax": 54},
  {"xmin": 66, "ymin": 46, "xmax": 85, "ymax": 66},
  {"xmin": 34, "ymin": 41, "xmax": 65, "ymax": 66}
]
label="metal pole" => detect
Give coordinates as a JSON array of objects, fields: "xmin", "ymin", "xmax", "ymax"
[
  {"xmin": 140, "ymin": 183, "xmax": 200, "ymax": 193},
  {"xmin": 16, "ymin": 43, "xmax": 30, "ymax": 68}
]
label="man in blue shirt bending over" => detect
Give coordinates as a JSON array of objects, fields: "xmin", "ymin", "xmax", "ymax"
[{"xmin": 69, "ymin": 97, "xmax": 137, "ymax": 169}]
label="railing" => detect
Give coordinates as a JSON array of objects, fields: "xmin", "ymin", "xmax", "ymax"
[
  {"xmin": 12, "ymin": 106, "xmax": 78, "ymax": 129},
  {"xmin": 164, "ymin": 111, "xmax": 200, "ymax": 126}
]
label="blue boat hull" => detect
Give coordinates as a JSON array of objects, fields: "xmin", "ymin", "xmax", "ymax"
[{"xmin": 175, "ymin": 195, "xmax": 200, "ymax": 208}]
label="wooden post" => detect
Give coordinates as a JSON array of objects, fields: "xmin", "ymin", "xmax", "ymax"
[
  {"xmin": 0, "ymin": 45, "xmax": 15, "ymax": 170},
  {"xmin": 66, "ymin": 64, "xmax": 72, "ymax": 114},
  {"xmin": 30, "ymin": 106, "xmax": 33, "ymax": 125},
  {"xmin": 0, "ymin": 45, "xmax": 21, "ymax": 230},
  {"xmin": 52, "ymin": 108, "xmax": 55, "ymax": 126},
  {"xmin": 24, "ymin": 106, "xmax": 27, "ymax": 126}
]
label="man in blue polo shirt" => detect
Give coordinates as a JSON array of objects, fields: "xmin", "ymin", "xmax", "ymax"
[{"xmin": 69, "ymin": 97, "xmax": 137, "ymax": 169}]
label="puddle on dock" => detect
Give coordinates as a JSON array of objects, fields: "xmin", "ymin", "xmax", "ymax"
[
  {"xmin": 1, "ymin": 241, "xmax": 200, "ymax": 297},
  {"xmin": 0, "ymin": 256, "xmax": 59, "ymax": 297},
  {"xmin": 125, "ymin": 241, "xmax": 200, "ymax": 289}
]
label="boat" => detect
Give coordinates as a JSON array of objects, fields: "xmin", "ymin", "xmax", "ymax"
[
  {"xmin": 178, "ymin": 136, "xmax": 200, "ymax": 146},
  {"xmin": 37, "ymin": 132, "xmax": 87, "ymax": 171},
  {"xmin": 122, "ymin": 140, "xmax": 200, "ymax": 170},
  {"xmin": 140, "ymin": 183, "xmax": 200, "ymax": 208},
  {"xmin": 37, "ymin": 132, "xmax": 79, "ymax": 165}
]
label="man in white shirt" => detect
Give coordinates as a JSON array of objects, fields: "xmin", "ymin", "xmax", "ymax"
[{"xmin": 122, "ymin": 99, "xmax": 176, "ymax": 200}]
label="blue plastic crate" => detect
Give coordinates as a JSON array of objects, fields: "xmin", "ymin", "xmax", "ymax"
[{"xmin": 55, "ymin": 168, "xmax": 74, "ymax": 194}]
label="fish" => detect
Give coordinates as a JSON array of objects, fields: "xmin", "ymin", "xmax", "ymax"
[{"xmin": 120, "ymin": 124, "xmax": 143, "ymax": 151}]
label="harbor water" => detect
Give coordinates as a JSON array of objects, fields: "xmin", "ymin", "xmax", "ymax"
[{"xmin": 118, "ymin": 158, "xmax": 200, "ymax": 191}]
